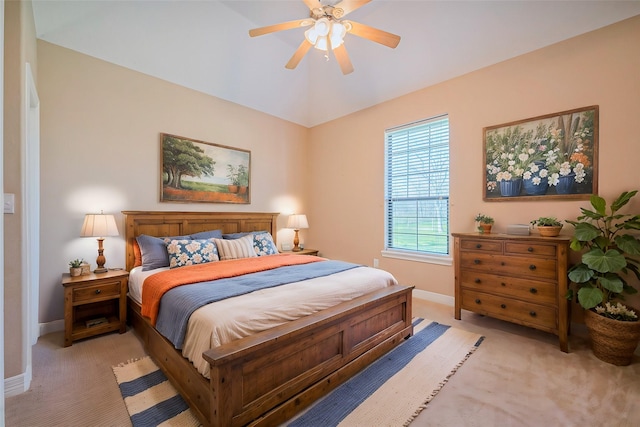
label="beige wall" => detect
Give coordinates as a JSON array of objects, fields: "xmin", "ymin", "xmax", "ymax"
[
  {"xmin": 4, "ymin": 0, "xmax": 37, "ymax": 378},
  {"xmin": 37, "ymin": 41, "xmax": 309, "ymax": 324},
  {"xmin": 308, "ymin": 15, "xmax": 640, "ymax": 308}
]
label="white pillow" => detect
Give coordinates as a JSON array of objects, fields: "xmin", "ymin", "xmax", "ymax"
[{"xmin": 213, "ymin": 235, "xmax": 257, "ymax": 260}]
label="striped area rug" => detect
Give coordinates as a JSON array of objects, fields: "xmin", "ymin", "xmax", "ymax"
[
  {"xmin": 113, "ymin": 319, "xmax": 483, "ymax": 427},
  {"xmin": 288, "ymin": 318, "xmax": 484, "ymax": 426},
  {"xmin": 112, "ymin": 356, "xmax": 199, "ymax": 427}
]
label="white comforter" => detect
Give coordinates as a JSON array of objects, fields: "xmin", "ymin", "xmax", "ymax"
[{"xmin": 129, "ymin": 265, "xmax": 398, "ymax": 378}]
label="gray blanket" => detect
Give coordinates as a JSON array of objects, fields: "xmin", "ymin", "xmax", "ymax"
[{"xmin": 155, "ymin": 260, "xmax": 360, "ymax": 348}]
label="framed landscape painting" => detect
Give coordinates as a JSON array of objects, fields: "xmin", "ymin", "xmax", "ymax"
[
  {"xmin": 483, "ymin": 106, "xmax": 598, "ymax": 201},
  {"xmin": 160, "ymin": 133, "xmax": 251, "ymax": 204}
]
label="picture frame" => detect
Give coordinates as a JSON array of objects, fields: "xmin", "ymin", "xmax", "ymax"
[
  {"xmin": 483, "ymin": 105, "xmax": 598, "ymax": 201},
  {"xmin": 160, "ymin": 133, "xmax": 251, "ymax": 204}
]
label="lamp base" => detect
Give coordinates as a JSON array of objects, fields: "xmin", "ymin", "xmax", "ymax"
[{"xmin": 94, "ymin": 267, "xmax": 108, "ymax": 274}]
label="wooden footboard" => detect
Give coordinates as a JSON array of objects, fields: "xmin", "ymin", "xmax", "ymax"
[{"xmin": 128, "ymin": 284, "xmax": 413, "ymax": 427}]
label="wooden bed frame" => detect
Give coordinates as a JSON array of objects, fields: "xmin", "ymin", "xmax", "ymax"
[{"xmin": 123, "ymin": 211, "xmax": 414, "ymax": 427}]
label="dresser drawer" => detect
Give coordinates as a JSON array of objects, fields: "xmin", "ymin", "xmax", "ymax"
[
  {"xmin": 459, "ymin": 252, "xmax": 557, "ymax": 280},
  {"xmin": 459, "ymin": 270, "xmax": 557, "ymax": 305},
  {"xmin": 73, "ymin": 280, "xmax": 121, "ymax": 304},
  {"xmin": 505, "ymin": 242, "xmax": 556, "ymax": 257},
  {"xmin": 461, "ymin": 289, "xmax": 557, "ymax": 331},
  {"xmin": 460, "ymin": 239, "xmax": 502, "ymax": 253}
]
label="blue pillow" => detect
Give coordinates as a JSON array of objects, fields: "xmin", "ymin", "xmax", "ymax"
[
  {"xmin": 166, "ymin": 238, "xmax": 220, "ymax": 268},
  {"xmin": 191, "ymin": 229, "xmax": 223, "ymax": 239},
  {"xmin": 136, "ymin": 234, "xmax": 187, "ymax": 271},
  {"xmin": 253, "ymin": 232, "xmax": 279, "ymax": 256},
  {"xmin": 222, "ymin": 231, "xmax": 265, "ymax": 239}
]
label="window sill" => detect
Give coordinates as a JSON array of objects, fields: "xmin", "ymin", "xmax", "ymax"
[{"xmin": 381, "ymin": 249, "xmax": 452, "ymax": 266}]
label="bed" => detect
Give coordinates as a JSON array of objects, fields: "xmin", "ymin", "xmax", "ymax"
[{"xmin": 123, "ymin": 210, "xmax": 414, "ymax": 427}]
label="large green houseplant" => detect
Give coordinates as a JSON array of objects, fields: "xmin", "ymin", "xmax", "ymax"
[{"xmin": 566, "ymin": 190, "xmax": 640, "ymax": 365}]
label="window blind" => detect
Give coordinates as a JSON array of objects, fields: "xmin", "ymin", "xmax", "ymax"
[{"xmin": 385, "ymin": 115, "xmax": 450, "ymax": 255}]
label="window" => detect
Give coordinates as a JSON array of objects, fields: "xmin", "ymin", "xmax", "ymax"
[{"xmin": 384, "ymin": 115, "xmax": 450, "ymax": 261}]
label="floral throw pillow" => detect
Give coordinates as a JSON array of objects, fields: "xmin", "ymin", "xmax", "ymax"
[
  {"xmin": 166, "ymin": 238, "xmax": 219, "ymax": 268},
  {"xmin": 253, "ymin": 232, "xmax": 279, "ymax": 256}
]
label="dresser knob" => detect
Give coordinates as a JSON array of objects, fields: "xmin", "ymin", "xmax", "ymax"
[
  {"xmin": 501, "ymin": 282, "xmax": 506, "ymax": 287},
  {"xmin": 529, "ymin": 264, "xmax": 536, "ymax": 270},
  {"xmin": 474, "ymin": 259, "xmax": 480, "ymax": 264},
  {"xmin": 95, "ymin": 289, "xmax": 101, "ymax": 294},
  {"xmin": 527, "ymin": 247, "xmax": 534, "ymax": 252},
  {"xmin": 530, "ymin": 288, "xmax": 538, "ymax": 294},
  {"xmin": 475, "ymin": 278, "xmax": 481, "ymax": 284},
  {"xmin": 475, "ymin": 299, "xmax": 481, "ymax": 304},
  {"xmin": 500, "ymin": 304, "xmax": 506, "ymax": 309},
  {"xmin": 530, "ymin": 311, "xmax": 537, "ymax": 317},
  {"xmin": 501, "ymin": 262, "xmax": 505, "ymax": 266},
  {"xmin": 476, "ymin": 244, "xmax": 482, "ymax": 249}
]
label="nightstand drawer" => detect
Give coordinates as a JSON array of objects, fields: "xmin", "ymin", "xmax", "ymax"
[{"xmin": 73, "ymin": 281, "xmax": 121, "ymax": 304}]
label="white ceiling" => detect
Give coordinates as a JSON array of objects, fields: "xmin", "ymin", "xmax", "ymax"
[{"xmin": 32, "ymin": 0, "xmax": 640, "ymax": 128}]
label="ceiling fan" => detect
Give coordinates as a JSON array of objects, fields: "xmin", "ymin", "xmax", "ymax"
[{"xmin": 248, "ymin": 0, "xmax": 401, "ymax": 75}]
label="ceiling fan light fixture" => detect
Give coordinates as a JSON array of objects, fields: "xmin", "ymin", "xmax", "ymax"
[
  {"xmin": 314, "ymin": 17, "xmax": 331, "ymax": 37},
  {"xmin": 304, "ymin": 26, "xmax": 319, "ymax": 44},
  {"xmin": 315, "ymin": 35, "xmax": 329, "ymax": 51}
]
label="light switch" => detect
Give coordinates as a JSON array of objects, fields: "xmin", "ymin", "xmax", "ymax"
[{"xmin": 4, "ymin": 193, "xmax": 15, "ymax": 214}]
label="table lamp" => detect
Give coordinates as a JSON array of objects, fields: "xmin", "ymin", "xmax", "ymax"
[
  {"xmin": 286, "ymin": 214, "xmax": 309, "ymax": 252},
  {"xmin": 80, "ymin": 211, "xmax": 119, "ymax": 273}
]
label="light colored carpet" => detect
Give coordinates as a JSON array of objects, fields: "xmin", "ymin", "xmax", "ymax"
[{"xmin": 6, "ymin": 298, "xmax": 640, "ymax": 426}]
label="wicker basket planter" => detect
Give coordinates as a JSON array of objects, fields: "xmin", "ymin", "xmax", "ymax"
[
  {"xmin": 537, "ymin": 225, "xmax": 562, "ymax": 237},
  {"xmin": 584, "ymin": 307, "xmax": 640, "ymax": 366}
]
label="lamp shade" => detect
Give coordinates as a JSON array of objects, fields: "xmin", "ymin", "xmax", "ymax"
[
  {"xmin": 80, "ymin": 213, "xmax": 119, "ymax": 238},
  {"xmin": 287, "ymin": 214, "xmax": 309, "ymax": 230}
]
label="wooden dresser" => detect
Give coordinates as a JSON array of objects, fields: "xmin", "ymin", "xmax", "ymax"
[{"xmin": 452, "ymin": 232, "xmax": 570, "ymax": 352}]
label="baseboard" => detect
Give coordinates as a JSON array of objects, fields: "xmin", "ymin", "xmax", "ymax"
[
  {"xmin": 40, "ymin": 319, "xmax": 64, "ymax": 336},
  {"xmin": 412, "ymin": 289, "xmax": 454, "ymax": 307},
  {"xmin": 5, "ymin": 371, "xmax": 29, "ymax": 397}
]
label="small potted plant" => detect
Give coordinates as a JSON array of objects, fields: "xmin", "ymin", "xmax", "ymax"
[
  {"xmin": 565, "ymin": 190, "xmax": 640, "ymax": 365},
  {"xmin": 530, "ymin": 216, "xmax": 563, "ymax": 237},
  {"xmin": 69, "ymin": 258, "xmax": 84, "ymax": 277},
  {"xmin": 475, "ymin": 213, "xmax": 494, "ymax": 234}
]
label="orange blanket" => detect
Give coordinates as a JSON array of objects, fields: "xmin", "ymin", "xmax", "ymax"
[{"xmin": 141, "ymin": 254, "xmax": 324, "ymax": 325}]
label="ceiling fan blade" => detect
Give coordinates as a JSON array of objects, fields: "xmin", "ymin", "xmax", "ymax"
[
  {"xmin": 346, "ymin": 21, "xmax": 401, "ymax": 48},
  {"xmin": 332, "ymin": 44, "xmax": 354, "ymax": 75},
  {"xmin": 286, "ymin": 39, "xmax": 313, "ymax": 70},
  {"xmin": 303, "ymin": 0, "xmax": 323, "ymax": 12},
  {"xmin": 331, "ymin": 0, "xmax": 371, "ymax": 18},
  {"xmin": 249, "ymin": 19, "xmax": 313, "ymax": 37}
]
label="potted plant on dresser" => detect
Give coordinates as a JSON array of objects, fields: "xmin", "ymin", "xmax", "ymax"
[
  {"xmin": 530, "ymin": 216, "xmax": 564, "ymax": 237},
  {"xmin": 475, "ymin": 213, "xmax": 494, "ymax": 234},
  {"xmin": 69, "ymin": 259, "xmax": 84, "ymax": 277},
  {"xmin": 566, "ymin": 190, "xmax": 640, "ymax": 365}
]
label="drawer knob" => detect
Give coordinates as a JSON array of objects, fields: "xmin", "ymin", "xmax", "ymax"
[
  {"xmin": 500, "ymin": 303, "xmax": 506, "ymax": 309},
  {"xmin": 476, "ymin": 244, "xmax": 482, "ymax": 249},
  {"xmin": 95, "ymin": 289, "xmax": 101, "ymax": 294},
  {"xmin": 529, "ymin": 311, "xmax": 537, "ymax": 317},
  {"xmin": 474, "ymin": 259, "xmax": 480, "ymax": 264},
  {"xmin": 501, "ymin": 262, "xmax": 505, "ymax": 266},
  {"xmin": 529, "ymin": 264, "xmax": 537, "ymax": 270},
  {"xmin": 530, "ymin": 287, "xmax": 538, "ymax": 294},
  {"xmin": 474, "ymin": 278, "xmax": 481, "ymax": 284},
  {"xmin": 475, "ymin": 299, "xmax": 481, "ymax": 304},
  {"xmin": 527, "ymin": 247, "xmax": 534, "ymax": 252},
  {"xmin": 501, "ymin": 282, "xmax": 506, "ymax": 287}
]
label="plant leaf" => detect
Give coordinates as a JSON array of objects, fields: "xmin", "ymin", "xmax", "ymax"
[
  {"xmin": 598, "ymin": 273, "xmax": 624, "ymax": 293},
  {"xmin": 582, "ymin": 248, "xmax": 627, "ymax": 273},
  {"xmin": 568, "ymin": 263, "xmax": 594, "ymax": 283},
  {"xmin": 610, "ymin": 190, "xmax": 637, "ymax": 213},
  {"xmin": 573, "ymin": 222, "xmax": 600, "ymax": 242},
  {"xmin": 577, "ymin": 286, "xmax": 603, "ymax": 309},
  {"xmin": 590, "ymin": 194, "xmax": 606, "ymax": 215},
  {"xmin": 616, "ymin": 234, "xmax": 640, "ymax": 255}
]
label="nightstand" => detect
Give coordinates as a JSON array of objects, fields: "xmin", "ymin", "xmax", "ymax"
[
  {"xmin": 61, "ymin": 269, "xmax": 129, "ymax": 347},
  {"xmin": 281, "ymin": 248, "xmax": 319, "ymax": 256}
]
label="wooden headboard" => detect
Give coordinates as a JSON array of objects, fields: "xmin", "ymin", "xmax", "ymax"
[{"xmin": 122, "ymin": 211, "xmax": 279, "ymax": 271}]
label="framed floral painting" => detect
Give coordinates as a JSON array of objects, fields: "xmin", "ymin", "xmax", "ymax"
[{"xmin": 483, "ymin": 106, "xmax": 598, "ymax": 201}]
